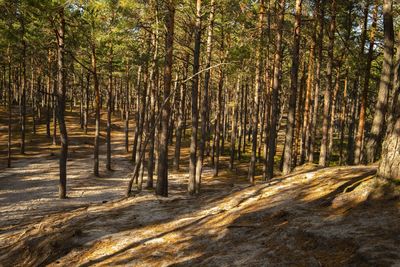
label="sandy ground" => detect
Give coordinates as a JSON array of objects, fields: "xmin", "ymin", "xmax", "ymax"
[
  {"xmin": 0, "ymin": 163, "xmax": 399, "ymax": 266},
  {"xmin": 0, "ymin": 108, "xmax": 399, "ymax": 266},
  {"xmin": 0, "ymin": 108, "xmax": 137, "ymax": 232},
  {"xmin": 0, "ymin": 141, "xmax": 133, "ymax": 231}
]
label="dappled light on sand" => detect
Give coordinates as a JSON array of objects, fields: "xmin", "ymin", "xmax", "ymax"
[{"xmin": 1, "ymin": 163, "xmax": 399, "ymax": 266}]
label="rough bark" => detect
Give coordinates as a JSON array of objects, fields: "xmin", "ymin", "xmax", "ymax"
[
  {"xmin": 56, "ymin": 8, "xmax": 68, "ymax": 199},
  {"xmin": 188, "ymin": 0, "xmax": 201, "ymax": 195},
  {"xmin": 378, "ymin": 37, "xmax": 400, "ymax": 181},
  {"xmin": 266, "ymin": 0, "xmax": 285, "ymax": 180},
  {"xmin": 365, "ymin": 0, "xmax": 394, "ymax": 163},
  {"xmin": 248, "ymin": 0, "xmax": 265, "ymax": 183},
  {"xmin": 282, "ymin": 0, "xmax": 302, "ymax": 175},
  {"xmin": 156, "ymin": 1, "xmax": 174, "ymax": 197},
  {"xmin": 309, "ymin": 0, "xmax": 324, "ymax": 163},
  {"xmin": 196, "ymin": 0, "xmax": 215, "ymax": 190},
  {"xmin": 318, "ymin": 0, "xmax": 336, "ymax": 167},
  {"xmin": 354, "ymin": 1, "xmax": 378, "ymax": 165}
]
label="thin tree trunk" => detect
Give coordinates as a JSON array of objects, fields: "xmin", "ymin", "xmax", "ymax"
[
  {"xmin": 365, "ymin": 0, "xmax": 394, "ymax": 163},
  {"xmin": 309, "ymin": 0, "xmax": 324, "ymax": 163},
  {"xmin": 106, "ymin": 51, "xmax": 113, "ymax": 171},
  {"xmin": 248, "ymin": 0, "xmax": 265, "ymax": 183},
  {"xmin": 266, "ymin": 0, "xmax": 285, "ymax": 179},
  {"xmin": 354, "ymin": 1, "xmax": 378, "ymax": 165},
  {"xmin": 156, "ymin": 1, "xmax": 175, "ymax": 197},
  {"xmin": 7, "ymin": 50, "xmax": 12, "ymax": 168},
  {"xmin": 196, "ymin": 0, "xmax": 215, "ymax": 190},
  {"xmin": 188, "ymin": 0, "xmax": 201, "ymax": 195},
  {"xmin": 92, "ymin": 40, "xmax": 100, "ymax": 177},
  {"xmin": 124, "ymin": 64, "xmax": 130, "ymax": 153},
  {"xmin": 301, "ymin": 30, "xmax": 316, "ymax": 164},
  {"xmin": 56, "ymin": 9, "xmax": 68, "ymax": 199},
  {"xmin": 282, "ymin": 0, "xmax": 302, "ymax": 175},
  {"xmin": 328, "ymin": 68, "xmax": 340, "ymax": 158},
  {"xmin": 20, "ymin": 25, "xmax": 27, "ymax": 155},
  {"xmin": 319, "ymin": 0, "xmax": 336, "ymax": 167}
]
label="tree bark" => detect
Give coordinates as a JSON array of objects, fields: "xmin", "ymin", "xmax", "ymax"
[
  {"xmin": 248, "ymin": 0, "xmax": 265, "ymax": 183},
  {"xmin": 196, "ymin": 0, "xmax": 215, "ymax": 191},
  {"xmin": 378, "ymin": 35, "xmax": 400, "ymax": 181},
  {"xmin": 56, "ymin": 8, "xmax": 68, "ymax": 199},
  {"xmin": 92, "ymin": 38, "xmax": 100, "ymax": 177},
  {"xmin": 354, "ymin": 1, "xmax": 378, "ymax": 165},
  {"xmin": 188, "ymin": 0, "xmax": 202, "ymax": 195},
  {"xmin": 365, "ymin": 0, "xmax": 394, "ymax": 163},
  {"xmin": 309, "ymin": 0, "xmax": 324, "ymax": 163},
  {"xmin": 266, "ymin": 0, "xmax": 285, "ymax": 179},
  {"xmin": 319, "ymin": 0, "xmax": 336, "ymax": 167},
  {"xmin": 282, "ymin": 0, "xmax": 302, "ymax": 174},
  {"xmin": 156, "ymin": 1, "xmax": 175, "ymax": 197},
  {"xmin": 106, "ymin": 50, "xmax": 113, "ymax": 171}
]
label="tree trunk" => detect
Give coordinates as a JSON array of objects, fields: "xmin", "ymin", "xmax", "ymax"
[
  {"xmin": 196, "ymin": 0, "xmax": 215, "ymax": 190},
  {"xmin": 282, "ymin": 0, "xmax": 302, "ymax": 175},
  {"xmin": 319, "ymin": 0, "xmax": 336, "ymax": 167},
  {"xmin": 266, "ymin": 0, "xmax": 285, "ymax": 179},
  {"xmin": 7, "ymin": 50, "xmax": 12, "ymax": 168},
  {"xmin": 188, "ymin": 0, "xmax": 201, "ymax": 195},
  {"xmin": 366, "ymin": 0, "xmax": 394, "ymax": 163},
  {"xmin": 174, "ymin": 55, "xmax": 188, "ymax": 170},
  {"xmin": 309, "ymin": 0, "xmax": 324, "ymax": 163},
  {"xmin": 378, "ymin": 36, "xmax": 400, "ymax": 181},
  {"xmin": 106, "ymin": 52, "xmax": 113, "ymax": 171},
  {"xmin": 56, "ymin": 9, "xmax": 68, "ymax": 199},
  {"xmin": 301, "ymin": 24, "xmax": 316, "ymax": 164},
  {"xmin": 20, "ymin": 25, "xmax": 27, "ymax": 155},
  {"xmin": 156, "ymin": 1, "xmax": 175, "ymax": 197},
  {"xmin": 92, "ymin": 40, "xmax": 100, "ymax": 177},
  {"xmin": 354, "ymin": 1, "xmax": 378, "ymax": 165},
  {"xmin": 248, "ymin": 0, "xmax": 265, "ymax": 183}
]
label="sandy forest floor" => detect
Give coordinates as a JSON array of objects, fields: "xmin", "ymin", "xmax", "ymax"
[{"xmin": 0, "ymin": 107, "xmax": 399, "ymax": 266}]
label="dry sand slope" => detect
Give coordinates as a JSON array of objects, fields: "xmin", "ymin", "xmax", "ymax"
[{"xmin": 0, "ymin": 164, "xmax": 399, "ymax": 267}]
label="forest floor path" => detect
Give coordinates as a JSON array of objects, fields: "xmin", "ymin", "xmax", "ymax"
[
  {"xmin": 0, "ymin": 108, "xmax": 137, "ymax": 231},
  {"xmin": 1, "ymin": 162, "xmax": 399, "ymax": 266}
]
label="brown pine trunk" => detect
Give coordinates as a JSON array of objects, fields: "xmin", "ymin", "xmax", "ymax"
[
  {"xmin": 354, "ymin": 1, "xmax": 378, "ymax": 165},
  {"xmin": 56, "ymin": 9, "xmax": 68, "ymax": 199},
  {"xmin": 339, "ymin": 72, "xmax": 349, "ymax": 164},
  {"xmin": 46, "ymin": 51, "xmax": 51, "ymax": 138},
  {"xmin": 319, "ymin": 0, "xmax": 336, "ymax": 167},
  {"xmin": 20, "ymin": 24, "xmax": 27, "ymax": 155},
  {"xmin": 266, "ymin": 0, "xmax": 285, "ymax": 180},
  {"xmin": 230, "ymin": 77, "xmax": 240, "ymax": 173},
  {"xmin": 124, "ymin": 64, "xmax": 130, "ymax": 153},
  {"xmin": 301, "ymin": 28, "xmax": 316, "ymax": 164},
  {"xmin": 282, "ymin": 0, "xmax": 302, "ymax": 175},
  {"xmin": 293, "ymin": 57, "xmax": 307, "ymax": 167},
  {"xmin": 378, "ymin": 36, "xmax": 400, "ymax": 181},
  {"xmin": 52, "ymin": 82, "xmax": 57, "ymax": 146},
  {"xmin": 196, "ymin": 0, "xmax": 215, "ymax": 189},
  {"xmin": 309, "ymin": 0, "xmax": 324, "ymax": 163},
  {"xmin": 328, "ymin": 68, "xmax": 340, "ymax": 158},
  {"xmin": 84, "ymin": 72, "xmax": 89, "ymax": 135},
  {"xmin": 132, "ymin": 66, "xmax": 142, "ymax": 163},
  {"xmin": 248, "ymin": 0, "xmax": 265, "ymax": 183},
  {"xmin": 156, "ymin": 1, "xmax": 175, "ymax": 197},
  {"xmin": 7, "ymin": 50, "xmax": 12, "ymax": 168},
  {"xmin": 214, "ymin": 69, "xmax": 224, "ymax": 177},
  {"xmin": 106, "ymin": 52, "xmax": 113, "ymax": 171},
  {"xmin": 366, "ymin": 0, "xmax": 394, "ymax": 163},
  {"xmin": 92, "ymin": 41, "xmax": 100, "ymax": 177},
  {"xmin": 174, "ymin": 55, "xmax": 188, "ymax": 170},
  {"xmin": 188, "ymin": 0, "xmax": 201, "ymax": 195}
]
